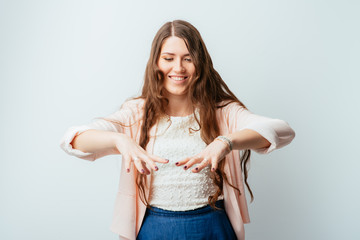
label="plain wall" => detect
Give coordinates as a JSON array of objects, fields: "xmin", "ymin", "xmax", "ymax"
[{"xmin": 1, "ymin": 0, "xmax": 359, "ymax": 239}]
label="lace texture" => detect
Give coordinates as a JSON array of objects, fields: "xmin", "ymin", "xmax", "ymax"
[{"xmin": 149, "ymin": 114, "xmax": 223, "ymax": 211}]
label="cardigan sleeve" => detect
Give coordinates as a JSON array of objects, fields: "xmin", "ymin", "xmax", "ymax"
[
  {"xmin": 226, "ymin": 102, "xmax": 295, "ymax": 154},
  {"xmin": 59, "ymin": 99, "xmax": 143, "ymax": 161}
]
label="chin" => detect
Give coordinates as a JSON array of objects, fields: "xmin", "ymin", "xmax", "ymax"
[{"xmin": 164, "ymin": 88, "xmax": 188, "ymax": 97}]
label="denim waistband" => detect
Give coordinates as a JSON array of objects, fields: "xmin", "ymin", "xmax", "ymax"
[{"xmin": 146, "ymin": 200, "xmax": 225, "ymax": 217}]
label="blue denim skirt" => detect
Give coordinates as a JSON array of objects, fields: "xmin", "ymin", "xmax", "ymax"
[{"xmin": 137, "ymin": 200, "xmax": 236, "ymax": 240}]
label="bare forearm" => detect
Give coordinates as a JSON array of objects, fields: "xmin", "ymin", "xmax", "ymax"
[
  {"xmin": 227, "ymin": 129, "xmax": 271, "ymax": 151},
  {"xmin": 70, "ymin": 129, "xmax": 121, "ymax": 154}
]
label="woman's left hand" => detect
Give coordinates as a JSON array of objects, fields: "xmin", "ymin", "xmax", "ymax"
[{"xmin": 175, "ymin": 138, "xmax": 231, "ymax": 173}]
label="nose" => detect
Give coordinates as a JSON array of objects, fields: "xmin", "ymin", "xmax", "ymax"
[{"xmin": 173, "ymin": 59, "xmax": 185, "ymax": 73}]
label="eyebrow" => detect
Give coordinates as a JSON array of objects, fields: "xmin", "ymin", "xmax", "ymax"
[{"xmin": 161, "ymin": 52, "xmax": 190, "ymax": 56}]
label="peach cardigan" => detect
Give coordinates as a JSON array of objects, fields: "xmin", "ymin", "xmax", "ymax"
[{"xmin": 59, "ymin": 99, "xmax": 295, "ymax": 240}]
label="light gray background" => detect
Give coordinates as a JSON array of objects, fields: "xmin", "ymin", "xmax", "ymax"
[{"xmin": 1, "ymin": 0, "xmax": 359, "ymax": 239}]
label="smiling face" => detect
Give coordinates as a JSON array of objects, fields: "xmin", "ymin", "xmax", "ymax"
[{"xmin": 157, "ymin": 36, "xmax": 196, "ymax": 99}]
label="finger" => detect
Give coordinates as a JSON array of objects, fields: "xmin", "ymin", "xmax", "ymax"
[
  {"xmin": 149, "ymin": 154, "xmax": 169, "ymax": 164},
  {"xmin": 123, "ymin": 155, "xmax": 131, "ymax": 173},
  {"xmin": 133, "ymin": 157, "xmax": 147, "ymax": 175},
  {"xmin": 211, "ymin": 158, "xmax": 219, "ymax": 172},
  {"xmin": 175, "ymin": 157, "xmax": 192, "ymax": 166},
  {"xmin": 192, "ymin": 158, "xmax": 210, "ymax": 173},
  {"xmin": 141, "ymin": 155, "xmax": 159, "ymax": 172},
  {"xmin": 140, "ymin": 161, "xmax": 151, "ymax": 175},
  {"xmin": 183, "ymin": 157, "xmax": 200, "ymax": 170}
]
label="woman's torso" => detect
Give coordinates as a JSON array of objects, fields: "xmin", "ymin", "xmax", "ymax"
[{"xmin": 149, "ymin": 113, "xmax": 223, "ymax": 211}]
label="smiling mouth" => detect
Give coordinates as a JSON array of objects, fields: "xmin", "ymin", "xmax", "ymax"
[{"xmin": 169, "ymin": 76, "xmax": 188, "ymax": 81}]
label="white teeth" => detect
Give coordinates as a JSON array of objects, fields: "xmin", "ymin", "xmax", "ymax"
[{"xmin": 171, "ymin": 76, "xmax": 186, "ymax": 81}]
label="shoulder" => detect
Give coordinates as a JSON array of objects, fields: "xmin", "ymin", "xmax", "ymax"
[
  {"xmin": 216, "ymin": 100, "xmax": 247, "ymax": 115},
  {"xmin": 215, "ymin": 101, "xmax": 251, "ymax": 129},
  {"xmin": 120, "ymin": 97, "xmax": 145, "ymax": 110},
  {"xmin": 110, "ymin": 97, "xmax": 145, "ymax": 124}
]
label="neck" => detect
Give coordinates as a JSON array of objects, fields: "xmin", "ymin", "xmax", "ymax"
[{"xmin": 165, "ymin": 95, "xmax": 193, "ymax": 117}]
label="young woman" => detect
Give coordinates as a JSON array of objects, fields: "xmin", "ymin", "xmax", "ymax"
[{"xmin": 60, "ymin": 20, "xmax": 295, "ymax": 240}]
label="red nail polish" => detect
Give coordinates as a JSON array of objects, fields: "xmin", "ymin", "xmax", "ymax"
[
  {"xmin": 195, "ymin": 167, "xmax": 199, "ymax": 171},
  {"xmin": 155, "ymin": 166, "xmax": 158, "ymax": 171},
  {"xmin": 184, "ymin": 166, "xmax": 187, "ymax": 169},
  {"xmin": 212, "ymin": 168, "xmax": 215, "ymax": 172},
  {"xmin": 141, "ymin": 169, "xmax": 145, "ymax": 173},
  {"xmin": 175, "ymin": 162, "xmax": 179, "ymax": 165},
  {"xmin": 126, "ymin": 168, "xmax": 130, "ymax": 173}
]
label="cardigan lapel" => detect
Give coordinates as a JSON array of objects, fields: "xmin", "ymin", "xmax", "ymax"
[{"xmin": 135, "ymin": 120, "xmax": 159, "ymax": 235}]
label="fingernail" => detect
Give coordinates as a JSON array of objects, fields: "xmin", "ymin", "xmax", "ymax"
[
  {"xmin": 141, "ymin": 169, "xmax": 145, "ymax": 174},
  {"xmin": 166, "ymin": 159, "xmax": 170, "ymax": 162},
  {"xmin": 155, "ymin": 166, "xmax": 158, "ymax": 171},
  {"xmin": 212, "ymin": 168, "xmax": 215, "ymax": 172},
  {"xmin": 195, "ymin": 167, "xmax": 199, "ymax": 171},
  {"xmin": 175, "ymin": 162, "xmax": 179, "ymax": 165},
  {"xmin": 126, "ymin": 168, "xmax": 130, "ymax": 173},
  {"xmin": 184, "ymin": 166, "xmax": 187, "ymax": 170}
]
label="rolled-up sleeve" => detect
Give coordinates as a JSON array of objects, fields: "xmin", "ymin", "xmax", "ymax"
[
  {"xmin": 59, "ymin": 125, "xmax": 99, "ymax": 160},
  {"xmin": 226, "ymin": 103, "xmax": 295, "ymax": 154}
]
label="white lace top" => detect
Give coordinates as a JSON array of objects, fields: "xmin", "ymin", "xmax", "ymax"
[{"xmin": 149, "ymin": 113, "xmax": 223, "ymax": 211}]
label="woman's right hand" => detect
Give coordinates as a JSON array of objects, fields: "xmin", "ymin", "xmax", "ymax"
[{"xmin": 114, "ymin": 133, "xmax": 169, "ymax": 175}]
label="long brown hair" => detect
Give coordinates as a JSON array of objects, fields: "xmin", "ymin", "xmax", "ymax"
[{"xmin": 136, "ymin": 20, "xmax": 254, "ymax": 208}]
